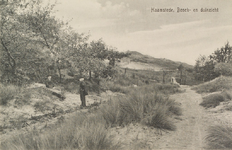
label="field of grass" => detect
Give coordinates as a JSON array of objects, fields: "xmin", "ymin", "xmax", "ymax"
[
  {"xmin": 1, "ymin": 83, "xmax": 181, "ymax": 150},
  {"xmin": 192, "ymin": 76, "xmax": 232, "ymax": 93},
  {"xmin": 206, "ymin": 125, "xmax": 232, "ymax": 149}
]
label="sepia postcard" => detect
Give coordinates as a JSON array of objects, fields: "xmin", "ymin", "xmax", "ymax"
[{"xmin": 0, "ymin": 0, "xmax": 232, "ymax": 149}]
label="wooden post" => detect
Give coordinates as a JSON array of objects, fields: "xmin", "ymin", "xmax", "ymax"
[{"xmin": 163, "ymin": 70, "xmax": 165, "ymax": 84}]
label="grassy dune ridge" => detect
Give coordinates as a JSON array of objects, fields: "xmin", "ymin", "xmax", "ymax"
[
  {"xmin": 192, "ymin": 76, "xmax": 232, "ymax": 93},
  {"xmin": 1, "ymin": 83, "xmax": 181, "ymax": 150}
]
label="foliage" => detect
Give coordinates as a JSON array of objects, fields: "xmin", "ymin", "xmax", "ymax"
[
  {"xmin": 0, "ymin": 1, "xmax": 127, "ymax": 85},
  {"xmin": 206, "ymin": 125, "xmax": 232, "ymax": 149},
  {"xmin": 194, "ymin": 55, "xmax": 219, "ymax": 82},
  {"xmin": 194, "ymin": 42, "xmax": 232, "ymax": 82},
  {"xmin": 214, "ymin": 62, "xmax": 232, "ymax": 76},
  {"xmin": 210, "ymin": 42, "xmax": 232, "ymax": 63}
]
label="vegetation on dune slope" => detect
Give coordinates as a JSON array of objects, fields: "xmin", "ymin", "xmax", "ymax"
[
  {"xmin": 1, "ymin": 83, "xmax": 181, "ymax": 150},
  {"xmin": 1, "ymin": 113, "xmax": 118, "ymax": 150},
  {"xmin": 200, "ymin": 90, "xmax": 232, "ymax": 108},
  {"xmin": 192, "ymin": 76, "xmax": 232, "ymax": 93},
  {"xmin": 128, "ymin": 51, "xmax": 193, "ymax": 70},
  {"xmin": 100, "ymin": 84, "xmax": 181, "ymax": 129},
  {"xmin": 200, "ymin": 93, "xmax": 225, "ymax": 108}
]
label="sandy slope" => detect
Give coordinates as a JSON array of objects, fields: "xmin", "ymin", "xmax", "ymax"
[{"xmin": 0, "ymin": 86, "xmax": 120, "ymax": 142}]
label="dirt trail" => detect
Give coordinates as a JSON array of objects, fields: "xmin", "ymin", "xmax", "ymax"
[
  {"xmin": 110, "ymin": 85, "xmax": 214, "ymax": 150},
  {"xmin": 151, "ymin": 85, "xmax": 211, "ymax": 150}
]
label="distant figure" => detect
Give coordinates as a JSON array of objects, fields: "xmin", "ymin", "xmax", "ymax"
[
  {"xmin": 79, "ymin": 78, "xmax": 88, "ymax": 107},
  {"xmin": 171, "ymin": 77, "xmax": 180, "ymax": 86},
  {"xmin": 46, "ymin": 76, "xmax": 54, "ymax": 88}
]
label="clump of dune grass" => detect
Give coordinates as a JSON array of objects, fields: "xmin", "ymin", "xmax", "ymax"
[
  {"xmin": 99, "ymin": 87, "xmax": 181, "ymax": 130},
  {"xmin": 221, "ymin": 90, "xmax": 232, "ymax": 101},
  {"xmin": 192, "ymin": 76, "xmax": 232, "ymax": 93},
  {"xmin": 168, "ymin": 102, "xmax": 182, "ymax": 116},
  {"xmin": 142, "ymin": 107, "xmax": 176, "ymax": 131},
  {"xmin": 206, "ymin": 125, "xmax": 232, "ymax": 149},
  {"xmin": 200, "ymin": 93, "xmax": 225, "ymax": 108},
  {"xmin": 1, "ymin": 113, "xmax": 118, "ymax": 150},
  {"xmin": 99, "ymin": 99, "xmax": 121, "ymax": 127},
  {"xmin": 0, "ymin": 84, "xmax": 21, "ymax": 105}
]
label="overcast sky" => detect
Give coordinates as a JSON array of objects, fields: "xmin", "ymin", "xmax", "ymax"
[{"xmin": 52, "ymin": 0, "xmax": 232, "ymax": 65}]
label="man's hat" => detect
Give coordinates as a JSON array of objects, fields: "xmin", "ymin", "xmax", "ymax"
[{"xmin": 79, "ymin": 78, "xmax": 84, "ymax": 81}]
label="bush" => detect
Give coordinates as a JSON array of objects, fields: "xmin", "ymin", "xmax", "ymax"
[
  {"xmin": 0, "ymin": 84, "xmax": 21, "ymax": 105},
  {"xmin": 206, "ymin": 125, "xmax": 232, "ymax": 149},
  {"xmin": 200, "ymin": 93, "xmax": 225, "ymax": 108}
]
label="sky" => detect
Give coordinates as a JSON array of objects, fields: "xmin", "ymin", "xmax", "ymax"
[{"xmin": 51, "ymin": 0, "xmax": 232, "ymax": 65}]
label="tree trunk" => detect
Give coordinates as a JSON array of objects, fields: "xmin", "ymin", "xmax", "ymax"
[
  {"xmin": 180, "ymin": 70, "xmax": 182, "ymax": 85},
  {"xmin": 57, "ymin": 66, "xmax": 62, "ymax": 83},
  {"xmin": 89, "ymin": 70, "xmax": 92, "ymax": 80},
  {"xmin": 1, "ymin": 39, "xmax": 16, "ymax": 74},
  {"xmin": 163, "ymin": 70, "xmax": 165, "ymax": 84}
]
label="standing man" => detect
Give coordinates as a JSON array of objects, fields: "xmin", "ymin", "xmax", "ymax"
[{"xmin": 79, "ymin": 78, "xmax": 88, "ymax": 108}]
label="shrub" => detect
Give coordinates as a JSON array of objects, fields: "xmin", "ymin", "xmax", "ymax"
[
  {"xmin": 206, "ymin": 125, "xmax": 232, "ymax": 149},
  {"xmin": 200, "ymin": 93, "xmax": 225, "ymax": 108},
  {"xmin": 0, "ymin": 84, "xmax": 21, "ymax": 105}
]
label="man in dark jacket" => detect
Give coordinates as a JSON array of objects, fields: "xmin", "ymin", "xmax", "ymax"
[{"xmin": 79, "ymin": 78, "xmax": 87, "ymax": 107}]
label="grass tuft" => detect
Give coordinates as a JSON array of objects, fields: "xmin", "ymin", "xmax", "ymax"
[
  {"xmin": 142, "ymin": 107, "xmax": 176, "ymax": 131},
  {"xmin": 206, "ymin": 125, "xmax": 232, "ymax": 149},
  {"xmin": 200, "ymin": 93, "xmax": 225, "ymax": 108}
]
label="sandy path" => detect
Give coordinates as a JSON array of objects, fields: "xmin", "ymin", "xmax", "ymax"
[{"xmin": 150, "ymin": 85, "xmax": 210, "ymax": 150}]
